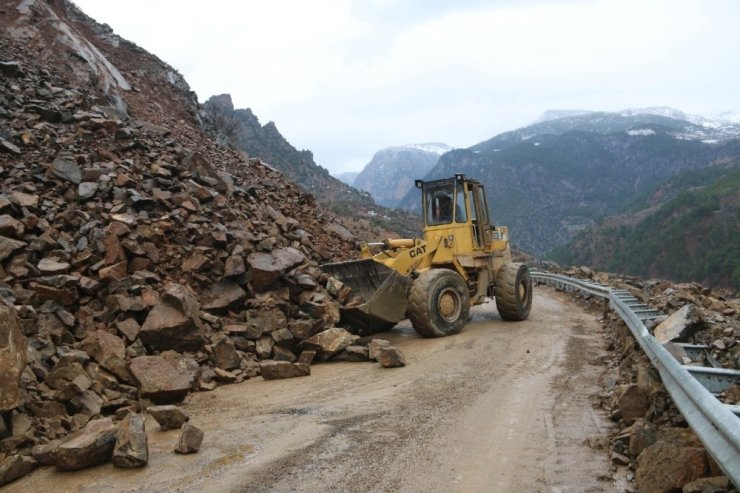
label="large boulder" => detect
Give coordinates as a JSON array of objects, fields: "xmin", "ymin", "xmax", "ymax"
[
  {"xmin": 654, "ymin": 304, "xmax": 706, "ymax": 343},
  {"xmin": 0, "ymin": 303, "xmax": 27, "ymax": 411},
  {"xmin": 636, "ymin": 428, "xmax": 709, "ymax": 493},
  {"xmin": 247, "ymin": 247, "xmax": 306, "ymax": 290},
  {"xmin": 129, "ymin": 356, "xmax": 191, "ymax": 403},
  {"xmin": 52, "ymin": 417, "xmax": 117, "ymax": 471},
  {"xmin": 139, "ymin": 283, "xmax": 203, "ymax": 352}
]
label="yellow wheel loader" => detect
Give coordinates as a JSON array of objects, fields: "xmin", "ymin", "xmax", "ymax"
[{"xmin": 323, "ymin": 174, "xmax": 532, "ymax": 337}]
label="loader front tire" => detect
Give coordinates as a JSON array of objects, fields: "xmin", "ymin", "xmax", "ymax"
[
  {"xmin": 408, "ymin": 269, "xmax": 470, "ymax": 337},
  {"xmin": 494, "ymin": 263, "xmax": 532, "ymax": 321}
]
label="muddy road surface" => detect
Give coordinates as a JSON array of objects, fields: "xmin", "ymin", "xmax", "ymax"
[{"xmin": 9, "ymin": 288, "xmax": 618, "ymax": 492}]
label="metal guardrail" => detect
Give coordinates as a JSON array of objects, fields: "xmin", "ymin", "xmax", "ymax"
[{"xmin": 531, "ymin": 271, "xmax": 740, "ymax": 486}]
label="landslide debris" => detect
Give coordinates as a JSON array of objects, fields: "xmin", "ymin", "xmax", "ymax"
[{"xmin": 0, "ymin": 0, "xmax": 383, "ymax": 484}]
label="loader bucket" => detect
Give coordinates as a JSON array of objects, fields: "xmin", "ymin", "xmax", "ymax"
[{"xmin": 321, "ymin": 259, "xmax": 410, "ymax": 332}]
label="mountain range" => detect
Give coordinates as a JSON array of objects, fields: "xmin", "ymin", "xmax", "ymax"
[{"xmin": 397, "ymin": 109, "xmax": 740, "ymax": 262}]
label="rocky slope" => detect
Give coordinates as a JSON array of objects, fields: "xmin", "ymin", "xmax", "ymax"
[
  {"xmin": 399, "ymin": 110, "xmax": 740, "ymax": 256},
  {"xmin": 0, "ymin": 0, "xmax": 395, "ymax": 483},
  {"xmin": 352, "ymin": 143, "xmax": 451, "ymax": 208},
  {"xmin": 201, "ymin": 94, "xmax": 420, "ymax": 240}
]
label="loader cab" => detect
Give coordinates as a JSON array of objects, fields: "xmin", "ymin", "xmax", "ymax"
[{"xmin": 416, "ymin": 174, "xmax": 492, "ymax": 252}]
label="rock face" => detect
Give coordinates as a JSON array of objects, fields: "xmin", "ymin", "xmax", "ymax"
[
  {"xmin": 52, "ymin": 418, "xmax": 117, "ymax": 471},
  {"xmin": 129, "ymin": 356, "xmax": 191, "ymax": 403},
  {"xmin": 112, "ymin": 414, "xmax": 148, "ymax": 468},
  {"xmin": 0, "ymin": 303, "xmax": 26, "ymax": 411}
]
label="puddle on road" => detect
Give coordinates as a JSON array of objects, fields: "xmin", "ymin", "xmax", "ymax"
[{"xmin": 210, "ymin": 443, "xmax": 257, "ymax": 469}]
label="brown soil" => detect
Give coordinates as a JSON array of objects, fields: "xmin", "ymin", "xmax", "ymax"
[{"xmin": 8, "ymin": 289, "xmax": 619, "ymax": 492}]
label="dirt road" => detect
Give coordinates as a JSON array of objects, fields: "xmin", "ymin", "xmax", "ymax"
[{"xmin": 9, "ymin": 288, "xmax": 618, "ymax": 492}]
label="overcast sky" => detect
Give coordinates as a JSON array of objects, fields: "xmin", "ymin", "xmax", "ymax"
[{"xmin": 73, "ymin": 0, "xmax": 740, "ymax": 173}]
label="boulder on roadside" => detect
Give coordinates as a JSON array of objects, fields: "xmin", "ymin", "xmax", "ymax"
[
  {"xmin": 300, "ymin": 327, "xmax": 354, "ymax": 361},
  {"xmin": 147, "ymin": 405, "xmax": 189, "ymax": 430},
  {"xmin": 259, "ymin": 360, "xmax": 310, "ymax": 380},
  {"xmin": 0, "ymin": 303, "xmax": 27, "ymax": 412},
  {"xmin": 129, "ymin": 356, "xmax": 191, "ymax": 403},
  {"xmin": 368, "ymin": 339, "xmax": 391, "ymax": 361},
  {"xmin": 112, "ymin": 413, "xmax": 148, "ymax": 468},
  {"xmin": 174, "ymin": 423, "xmax": 204, "ymax": 454},
  {"xmin": 377, "ymin": 347, "xmax": 406, "ymax": 368},
  {"xmin": 654, "ymin": 304, "xmax": 706, "ymax": 343},
  {"xmin": 51, "ymin": 417, "xmax": 117, "ymax": 471},
  {"xmin": 636, "ymin": 428, "xmax": 709, "ymax": 493},
  {"xmin": 616, "ymin": 384, "xmax": 649, "ymax": 426}
]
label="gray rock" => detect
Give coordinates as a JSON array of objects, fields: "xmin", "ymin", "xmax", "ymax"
[
  {"xmin": 654, "ymin": 304, "xmax": 706, "ymax": 343},
  {"xmin": 50, "ymin": 154, "xmax": 81, "ymax": 184},
  {"xmin": 247, "ymin": 247, "xmax": 306, "ymax": 290},
  {"xmin": 78, "ymin": 182, "xmax": 99, "ymax": 200},
  {"xmin": 129, "ymin": 356, "xmax": 191, "ymax": 403},
  {"xmin": 52, "ymin": 417, "xmax": 117, "ymax": 471},
  {"xmin": 175, "ymin": 423, "xmax": 204, "ymax": 454},
  {"xmin": 378, "ymin": 347, "xmax": 406, "ymax": 368},
  {"xmin": 0, "ymin": 303, "xmax": 27, "ymax": 411},
  {"xmin": 112, "ymin": 413, "xmax": 148, "ymax": 468},
  {"xmin": 147, "ymin": 405, "xmax": 189, "ymax": 430}
]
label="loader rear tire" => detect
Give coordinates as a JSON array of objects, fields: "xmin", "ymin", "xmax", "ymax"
[
  {"xmin": 494, "ymin": 263, "xmax": 532, "ymax": 321},
  {"xmin": 408, "ymin": 269, "xmax": 470, "ymax": 337}
]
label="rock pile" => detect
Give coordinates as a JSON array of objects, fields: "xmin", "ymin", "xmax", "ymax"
[
  {"xmin": 546, "ymin": 266, "xmax": 739, "ymax": 492},
  {"xmin": 0, "ymin": 1, "xmax": 394, "ymax": 484}
]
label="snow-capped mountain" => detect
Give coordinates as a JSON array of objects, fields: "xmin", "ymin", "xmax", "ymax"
[{"xmin": 353, "ymin": 143, "xmax": 450, "ymax": 208}]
